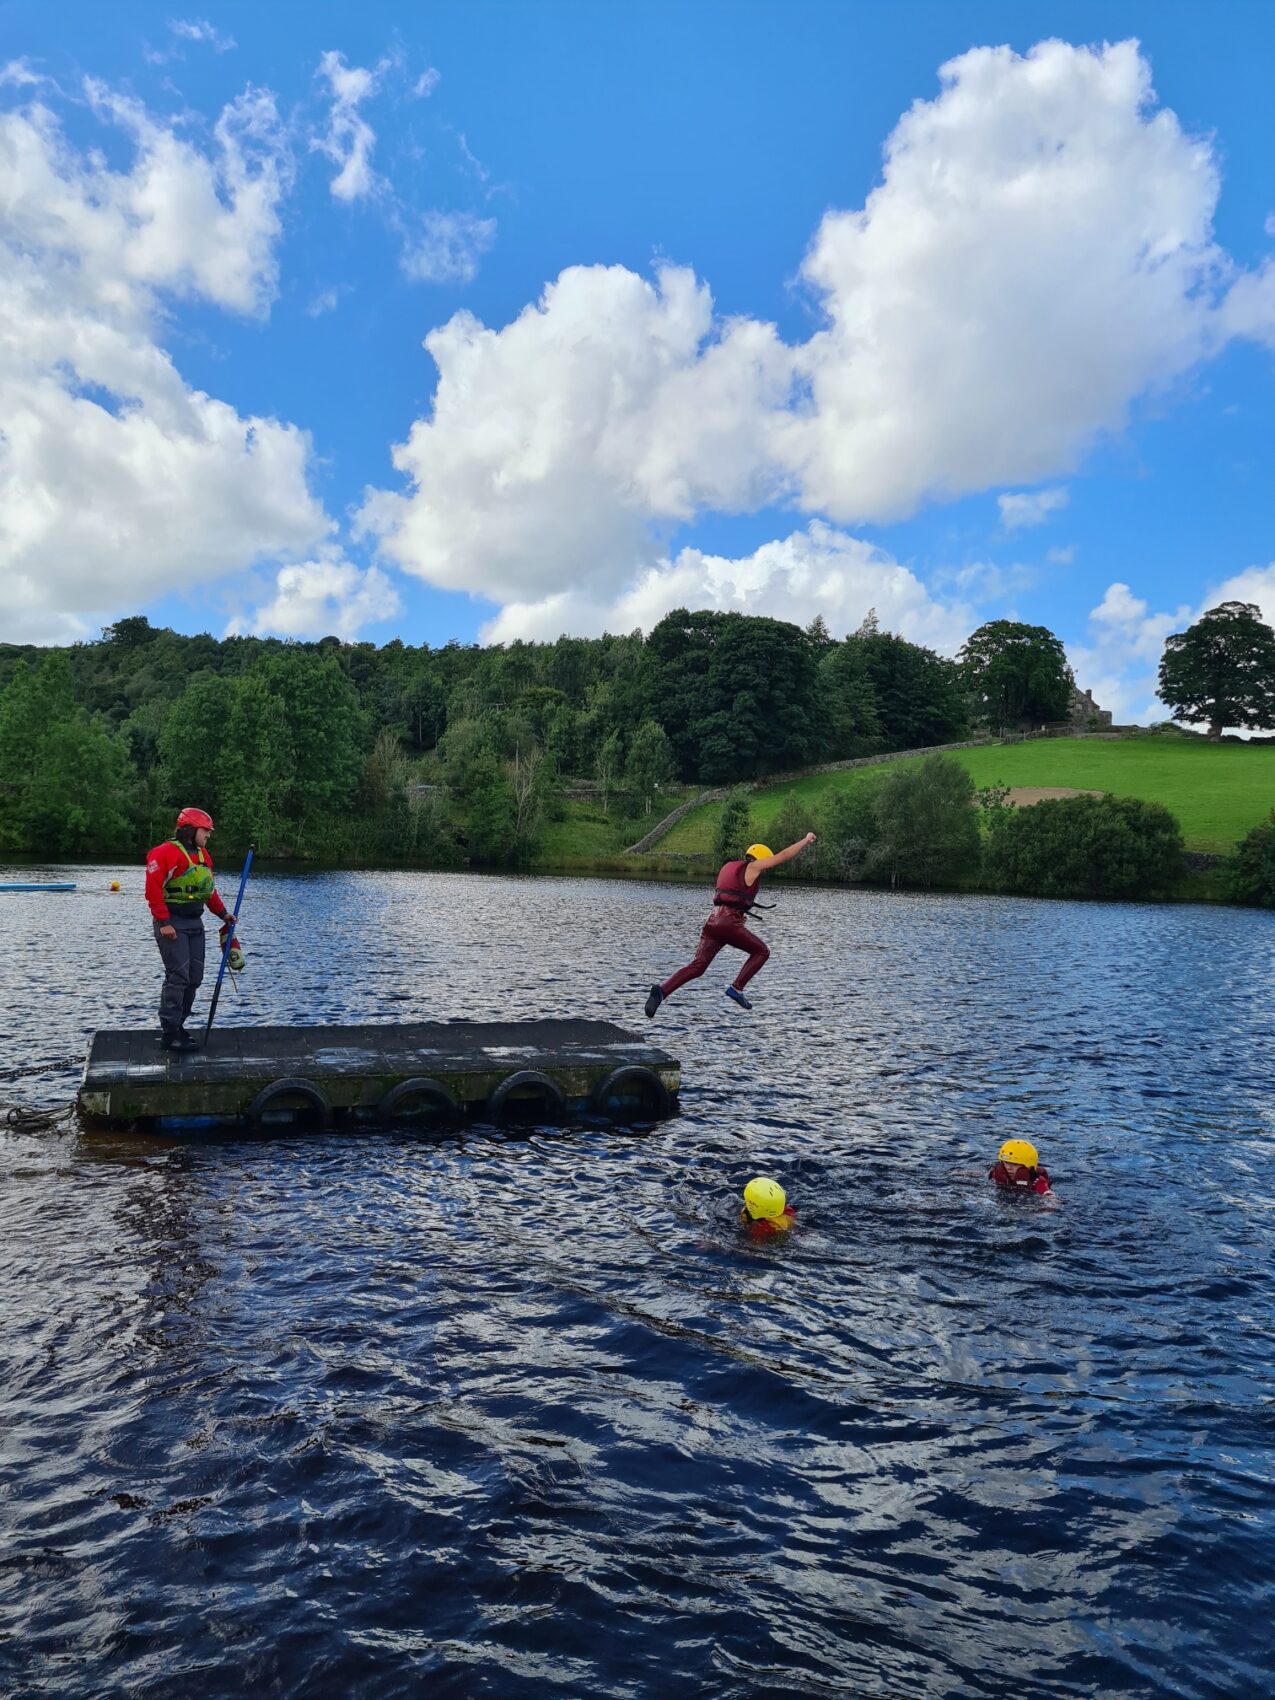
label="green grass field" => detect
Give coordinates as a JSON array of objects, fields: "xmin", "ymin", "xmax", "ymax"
[{"xmin": 655, "ymin": 737, "xmax": 1275, "ymax": 856}]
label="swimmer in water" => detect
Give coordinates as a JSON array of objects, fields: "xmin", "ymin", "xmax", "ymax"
[
  {"xmin": 741, "ymin": 1176, "xmax": 796, "ymax": 1238},
  {"xmin": 989, "ymin": 1139, "xmax": 1053, "ymax": 1197}
]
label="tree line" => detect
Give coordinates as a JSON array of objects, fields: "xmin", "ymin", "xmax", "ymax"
[
  {"xmin": 0, "ymin": 608, "xmax": 975, "ymax": 861},
  {"xmin": 1, "ymin": 598, "xmax": 1271, "ymax": 867}
]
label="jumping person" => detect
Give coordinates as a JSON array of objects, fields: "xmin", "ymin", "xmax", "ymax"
[
  {"xmin": 145, "ymin": 808, "xmax": 237, "ymax": 1050},
  {"xmin": 645, "ymin": 832, "xmax": 816, "ymax": 1016}
]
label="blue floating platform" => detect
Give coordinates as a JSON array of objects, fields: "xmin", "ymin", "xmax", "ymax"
[{"xmin": 0, "ymin": 882, "xmax": 77, "ymax": 892}]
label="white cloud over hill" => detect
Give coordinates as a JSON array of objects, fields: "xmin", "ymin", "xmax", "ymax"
[{"xmin": 363, "ymin": 38, "xmax": 1275, "ymax": 642}]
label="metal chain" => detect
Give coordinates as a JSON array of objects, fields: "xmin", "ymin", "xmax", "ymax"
[{"xmin": 0, "ymin": 1054, "xmax": 83, "ymax": 1084}]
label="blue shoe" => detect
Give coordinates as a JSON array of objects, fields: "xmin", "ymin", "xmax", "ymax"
[
  {"xmin": 725, "ymin": 986, "xmax": 752, "ymax": 1011},
  {"xmin": 645, "ymin": 984, "xmax": 663, "ymax": 1019}
]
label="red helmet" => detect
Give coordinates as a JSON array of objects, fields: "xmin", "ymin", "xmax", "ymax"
[{"xmin": 175, "ymin": 807, "xmax": 214, "ymax": 830}]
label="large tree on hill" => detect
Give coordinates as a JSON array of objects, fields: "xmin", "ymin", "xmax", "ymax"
[
  {"xmin": 959, "ymin": 620, "xmax": 1073, "ymax": 732},
  {"xmin": 642, "ymin": 609, "xmax": 821, "ymax": 782},
  {"xmin": 847, "ymin": 629, "xmax": 968, "ymax": 748},
  {"xmin": 1157, "ymin": 601, "xmax": 1275, "ymax": 740}
]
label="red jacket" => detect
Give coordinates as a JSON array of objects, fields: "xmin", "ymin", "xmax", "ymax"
[
  {"xmin": 989, "ymin": 1161, "xmax": 1052, "ymax": 1195},
  {"xmin": 145, "ymin": 840, "xmax": 230, "ymax": 923}
]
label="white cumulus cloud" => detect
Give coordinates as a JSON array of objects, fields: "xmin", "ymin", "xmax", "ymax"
[
  {"xmin": 481, "ymin": 521, "xmax": 974, "ymax": 652},
  {"xmin": 361, "ymin": 38, "xmax": 1275, "ymax": 641},
  {"xmin": 357, "ymin": 262, "xmax": 792, "ymax": 607},
  {"xmin": 1204, "ymin": 563, "xmax": 1275, "ymax": 629},
  {"xmin": 0, "ymin": 82, "xmax": 334, "ymax": 644},
  {"xmin": 231, "ymin": 556, "xmax": 401, "ymax": 639}
]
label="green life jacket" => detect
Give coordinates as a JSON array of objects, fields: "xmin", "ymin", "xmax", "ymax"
[{"xmin": 164, "ymin": 841, "xmax": 214, "ymax": 910}]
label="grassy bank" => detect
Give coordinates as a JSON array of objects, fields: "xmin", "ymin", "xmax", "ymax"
[{"xmin": 653, "ymin": 737, "xmax": 1275, "ymax": 858}]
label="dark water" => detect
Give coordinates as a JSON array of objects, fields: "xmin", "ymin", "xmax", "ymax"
[{"xmin": 1, "ymin": 866, "xmax": 1273, "ymax": 1699}]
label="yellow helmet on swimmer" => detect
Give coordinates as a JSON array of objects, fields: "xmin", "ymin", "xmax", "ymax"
[
  {"xmin": 745, "ymin": 843, "xmax": 773, "ymax": 861},
  {"xmin": 743, "ymin": 1176, "xmax": 787, "ymax": 1220},
  {"xmin": 998, "ymin": 1138, "xmax": 1039, "ymax": 1168}
]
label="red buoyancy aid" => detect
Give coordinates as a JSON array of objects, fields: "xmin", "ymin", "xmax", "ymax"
[
  {"xmin": 714, "ymin": 858, "xmax": 760, "ymax": 912},
  {"xmin": 741, "ymin": 1205, "xmax": 796, "ymax": 1238},
  {"xmin": 989, "ymin": 1161, "xmax": 1051, "ymax": 1194}
]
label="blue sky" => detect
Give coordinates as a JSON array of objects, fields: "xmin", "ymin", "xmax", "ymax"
[{"xmin": 2, "ymin": 1, "xmax": 1273, "ymax": 721}]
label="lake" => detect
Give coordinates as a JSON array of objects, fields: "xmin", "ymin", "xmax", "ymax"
[{"xmin": 1, "ymin": 866, "xmax": 1273, "ymax": 1698}]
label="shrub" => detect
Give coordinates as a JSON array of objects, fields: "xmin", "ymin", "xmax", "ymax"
[
  {"xmin": 869, "ymin": 754, "xmax": 980, "ymax": 888},
  {"xmin": 1225, "ymin": 809, "xmax": 1275, "ymax": 906},
  {"xmin": 818, "ymin": 782, "xmax": 882, "ymax": 880},
  {"xmin": 986, "ymin": 794, "xmax": 1184, "ymax": 900},
  {"xmin": 767, "ymin": 795, "xmax": 819, "ymax": 879}
]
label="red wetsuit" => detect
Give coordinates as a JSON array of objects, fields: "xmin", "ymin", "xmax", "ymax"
[
  {"xmin": 742, "ymin": 1205, "xmax": 796, "ymax": 1238},
  {"xmin": 660, "ymin": 858, "xmax": 770, "ymax": 998},
  {"xmin": 989, "ymin": 1161, "xmax": 1052, "ymax": 1195}
]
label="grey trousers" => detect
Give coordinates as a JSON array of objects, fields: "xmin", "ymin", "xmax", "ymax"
[{"xmin": 154, "ymin": 916, "xmax": 206, "ymax": 1032}]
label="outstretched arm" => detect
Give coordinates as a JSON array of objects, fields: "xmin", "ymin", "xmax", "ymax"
[{"xmin": 746, "ymin": 832, "xmax": 816, "ymax": 884}]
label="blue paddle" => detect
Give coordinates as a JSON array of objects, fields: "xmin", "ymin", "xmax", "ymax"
[{"xmin": 203, "ymin": 843, "xmax": 255, "ymax": 1047}]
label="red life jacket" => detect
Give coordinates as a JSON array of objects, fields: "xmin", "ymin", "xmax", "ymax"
[
  {"xmin": 989, "ymin": 1161, "xmax": 1051, "ymax": 1195},
  {"xmin": 741, "ymin": 1205, "xmax": 795, "ymax": 1238},
  {"xmin": 714, "ymin": 858, "xmax": 760, "ymax": 912}
]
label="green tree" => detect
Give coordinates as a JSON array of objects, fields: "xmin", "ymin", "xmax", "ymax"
[
  {"xmin": 849, "ymin": 630, "xmax": 968, "ymax": 748},
  {"xmin": 1158, "ymin": 601, "xmax": 1275, "ymax": 740},
  {"xmin": 818, "ymin": 781, "xmax": 882, "ymax": 880},
  {"xmin": 218, "ymin": 674, "xmax": 294, "ymax": 850},
  {"xmin": 643, "ymin": 609, "xmax": 821, "ymax": 782},
  {"xmin": 438, "ymin": 715, "xmax": 499, "ymax": 799},
  {"xmin": 817, "ymin": 641, "xmax": 881, "ymax": 757},
  {"xmin": 464, "ymin": 750, "xmax": 518, "ymax": 864},
  {"xmin": 0, "ymin": 654, "xmax": 135, "ymax": 853},
  {"xmin": 509, "ymin": 743, "xmax": 550, "ymax": 855},
  {"xmin": 545, "ymin": 704, "xmax": 582, "ymax": 777},
  {"xmin": 596, "ymin": 729, "xmax": 625, "ymax": 815},
  {"xmin": 156, "ymin": 673, "xmax": 237, "ymax": 823},
  {"xmin": 253, "ymin": 652, "xmax": 366, "ymax": 824},
  {"xmin": 714, "ymin": 789, "xmax": 755, "ymax": 866},
  {"xmin": 986, "ymin": 795, "xmax": 1184, "ymax": 899},
  {"xmin": 19, "ymin": 719, "xmax": 132, "ymax": 854},
  {"xmin": 1225, "ymin": 809, "xmax": 1275, "ymax": 907},
  {"xmin": 959, "ymin": 620, "xmax": 1073, "ymax": 732},
  {"xmin": 625, "ymin": 719, "xmax": 675, "ymax": 814},
  {"xmin": 870, "ymin": 755, "xmax": 980, "ymax": 887}
]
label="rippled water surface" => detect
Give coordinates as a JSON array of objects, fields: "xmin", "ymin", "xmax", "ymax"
[{"xmin": 2, "ymin": 866, "xmax": 1273, "ymax": 1698}]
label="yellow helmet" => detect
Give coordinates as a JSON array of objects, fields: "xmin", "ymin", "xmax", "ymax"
[
  {"xmin": 745, "ymin": 843, "xmax": 773, "ymax": 861},
  {"xmin": 743, "ymin": 1176, "xmax": 786, "ymax": 1220},
  {"xmin": 998, "ymin": 1138, "xmax": 1039, "ymax": 1168}
]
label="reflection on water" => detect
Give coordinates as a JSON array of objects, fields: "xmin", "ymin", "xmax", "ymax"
[{"xmin": 2, "ymin": 866, "xmax": 1274, "ymax": 1698}]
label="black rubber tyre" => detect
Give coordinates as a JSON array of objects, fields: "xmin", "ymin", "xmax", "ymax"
[
  {"xmin": 487, "ymin": 1069, "xmax": 566, "ymax": 1127},
  {"xmin": 245, "ymin": 1077, "xmax": 331, "ymax": 1132},
  {"xmin": 589, "ymin": 1065, "xmax": 671, "ymax": 1123},
  {"xmin": 376, "ymin": 1076, "xmax": 460, "ymax": 1128}
]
